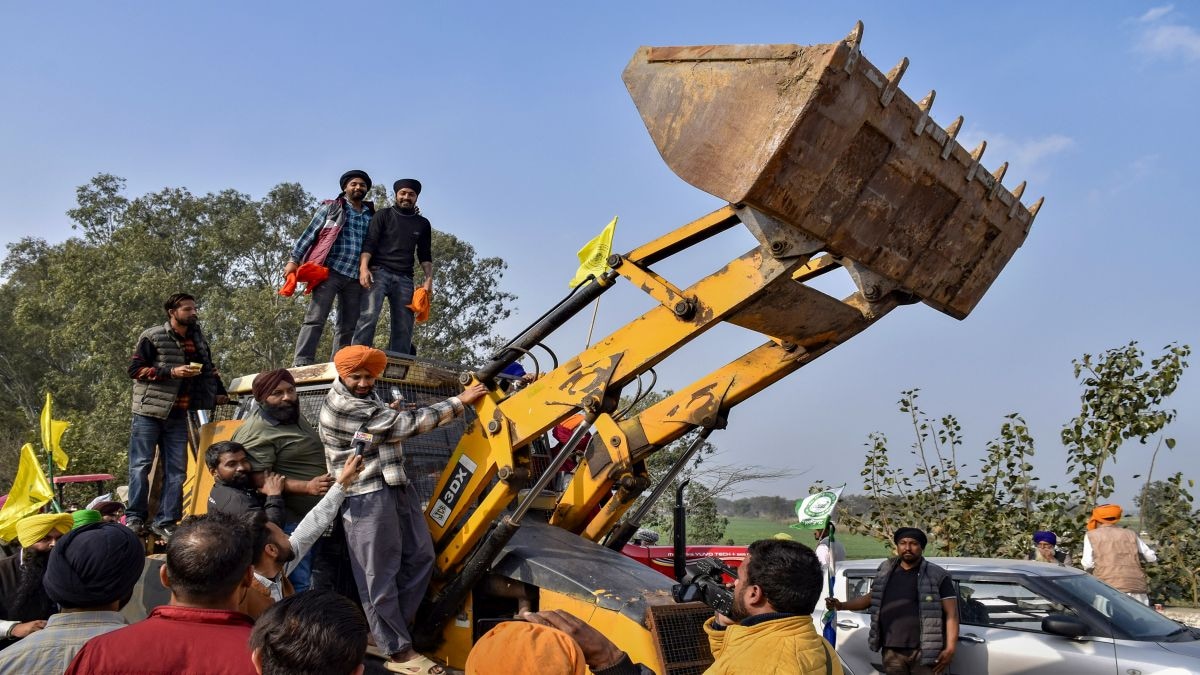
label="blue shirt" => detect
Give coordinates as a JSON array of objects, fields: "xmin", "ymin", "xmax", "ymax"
[{"xmin": 289, "ymin": 200, "xmax": 373, "ymax": 279}]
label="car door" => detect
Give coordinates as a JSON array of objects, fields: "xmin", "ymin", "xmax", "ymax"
[
  {"xmin": 827, "ymin": 568, "xmax": 886, "ymax": 674},
  {"xmin": 951, "ymin": 574, "xmax": 1119, "ymax": 675}
]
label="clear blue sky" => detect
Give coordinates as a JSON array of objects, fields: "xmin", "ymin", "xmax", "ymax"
[{"xmin": 2, "ymin": 2, "xmax": 1196, "ymax": 511}]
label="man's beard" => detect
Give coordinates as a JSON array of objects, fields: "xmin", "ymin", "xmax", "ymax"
[
  {"xmin": 7, "ymin": 550, "xmax": 52, "ymax": 620},
  {"xmin": 277, "ymin": 545, "xmax": 297, "ymax": 565},
  {"xmin": 265, "ymin": 401, "xmax": 300, "ymax": 425},
  {"xmin": 729, "ymin": 586, "xmax": 750, "ymax": 623},
  {"xmin": 222, "ymin": 473, "xmax": 254, "ymax": 490}
]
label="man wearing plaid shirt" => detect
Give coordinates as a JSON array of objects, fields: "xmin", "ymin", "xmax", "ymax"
[
  {"xmin": 320, "ymin": 345, "xmax": 486, "ymax": 674},
  {"xmin": 288, "ymin": 169, "xmax": 375, "ymax": 366}
]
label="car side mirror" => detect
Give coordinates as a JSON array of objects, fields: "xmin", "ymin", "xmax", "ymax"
[{"xmin": 1042, "ymin": 614, "xmax": 1088, "ymax": 638}]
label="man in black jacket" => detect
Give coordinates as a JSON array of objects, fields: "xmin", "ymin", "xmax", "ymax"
[
  {"xmin": 353, "ymin": 178, "xmax": 433, "ymax": 355},
  {"xmin": 206, "ymin": 441, "xmax": 285, "ymax": 526}
]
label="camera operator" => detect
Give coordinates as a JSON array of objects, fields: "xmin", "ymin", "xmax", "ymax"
[{"xmin": 705, "ymin": 538, "xmax": 843, "ymax": 674}]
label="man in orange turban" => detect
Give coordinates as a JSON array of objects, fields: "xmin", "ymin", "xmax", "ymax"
[
  {"xmin": 466, "ymin": 611, "xmax": 654, "ymax": 675},
  {"xmin": 1082, "ymin": 504, "xmax": 1157, "ymax": 605},
  {"xmin": 320, "ymin": 345, "xmax": 487, "ymax": 673}
]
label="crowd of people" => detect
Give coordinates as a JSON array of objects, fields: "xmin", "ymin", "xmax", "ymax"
[{"xmin": 0, "ymin": 169, "xmax": 1167, "ymax": 674}]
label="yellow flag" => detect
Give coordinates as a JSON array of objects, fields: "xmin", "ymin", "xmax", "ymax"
[
  {"xmin": 40, "ymin": 392, "xmax": 70, "ymax": 471},
  {"xmin": 0, "ymin": 444, "xmax": 56, "ymax": 542},
  {"xmin": 568, "ymin": 217, "xmax": 618, "ymax": 288}
]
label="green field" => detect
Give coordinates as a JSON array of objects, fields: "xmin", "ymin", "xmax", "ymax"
[{"xmin": 722, "ymin": 517, "xmax": 894, "ymax": 559}]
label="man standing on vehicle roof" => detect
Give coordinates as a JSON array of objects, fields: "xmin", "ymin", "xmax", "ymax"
[
  {"xmin": 127, "ymin": 292, "xmax": 228, "ymax": 540},
  {"xmin": 1082, "ymin": 503, "xmax": 1157, "ymax": 605},
  {"xmin": 319, "ymin": 345, "xmax": 486, "ymax": 675},
  {"xmin": 289, "ymin": 170, "xmax": 375, "ymax": 366},
  {"xmin": 353, "ymin": 178, "xmax": 432, "ymax": 356},
  {"xmin": 232, "ymin": 368, "xmax": 337, "ymax": 593},
  {"xmin": 827, "ymin": 527, "xmax": 959, "ymax": 675}
]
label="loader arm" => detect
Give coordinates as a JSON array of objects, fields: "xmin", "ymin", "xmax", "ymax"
[{"xmin": 416, "ymin": 23, "xmax": 1041, "ymax": 664}]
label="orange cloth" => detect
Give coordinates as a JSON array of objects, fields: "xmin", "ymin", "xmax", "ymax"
[
  {"xmin": 278, "ymin": 262, "xmax": 330, "ymax": 297},
  {"xmin": 1088, "ymin": 503, "xmax": 1123, "ymax": 530},
  {"xmin": 407, "ymin": 287, "xmax": 431, "ymax": 323},
  {"xmin": 465, "ymin": 621, "xmax": 587, "ymax": 675},
  {"xmin": 333, "ymin": 346, "xmax": 387, "ymax": 378}
]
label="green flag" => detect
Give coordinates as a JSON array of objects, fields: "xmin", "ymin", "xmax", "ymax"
[{"xmin": 791, "ymin": 485, "xmax": 844, "ymax": 530}]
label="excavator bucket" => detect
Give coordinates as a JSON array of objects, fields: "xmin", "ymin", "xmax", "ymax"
[{"xmin": 623, "ymin": 23, "xmax": 1040, "ymax": 319}]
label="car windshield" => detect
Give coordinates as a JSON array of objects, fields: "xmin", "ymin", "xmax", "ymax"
[{"xmin": 1048, "ymin": 575, "xmax": 1195, "ymax": 642}]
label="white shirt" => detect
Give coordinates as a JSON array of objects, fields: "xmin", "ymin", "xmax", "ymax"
[
  {"xmin": 252, "ymin": 483, "xmax": 347, "ymax": 596},
  {"xmin": 815, "ymin": 536, "xmax": 847, "ymax": 570}
]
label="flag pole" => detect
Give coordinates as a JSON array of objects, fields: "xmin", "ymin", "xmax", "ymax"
[{"xmin": 584, "ymin": 295, "xmax": 601, "ymax": 348}]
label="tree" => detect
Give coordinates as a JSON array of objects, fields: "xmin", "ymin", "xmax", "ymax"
[
  {"xmin": 0, "ymin": 173, "xmax": 517, "ymax": 490},
  {"xmin": 1142, "ymin": 473, "xmax": 1200, "ymax": 605},
  {"xmin": 1062, "ymin": 342, "xmax": 1189, "ymax": 509},
  {"xmin": 839, "ymin": 342, "xmax": 1190, "ymax": 572}
]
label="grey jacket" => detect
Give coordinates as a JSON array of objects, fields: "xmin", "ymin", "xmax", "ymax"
[
  {"xmin": 867, "ymin": 557, "xmax": 952, "ymax": 665},
  {"xmin": 130, "ymin": 321, "xmax": 220, "ymax": 418}
]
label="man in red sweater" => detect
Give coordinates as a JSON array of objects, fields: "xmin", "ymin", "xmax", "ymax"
[{"xmin": 66, "ymin": 513, "xmax": 257, "ymax": 674}]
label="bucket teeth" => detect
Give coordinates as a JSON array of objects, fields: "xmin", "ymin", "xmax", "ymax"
[
  {"xmin": 1011, "ymin": 181, "xmax": 1026, "ymax": 200},
  {"xmin": 1030, "ymin": 196, "xmax": 1045, "ymax": 218},
  {"xmin": 988, "ymin": 162, "xmax": 1009, "ymax": 200},
  {"xmin": 966, "ymin": 141, "xmax": 987, "ymax": 182},
  {"xmin": 917, "ymin": 90, "xmax": 936, "ymax": 112},
  {"xmin": 913, "ymin": 90, "xmax": 936, "ymax": 136},
  {"xmin": 941, "ymin": 116, "xmax": 963, "ymax": 159},
  {"xmin": 880, "ymin": 57, "xmax": 909, "ymax": 107},
  {"xmin": 845, "ymin": 20, "xmax": 864, "ymax": 47},
  {"xmin": 844, "ymin": 21, "xmax": 864, "ymax": 72},
  {"xmin": 945, "ymin": 116, "xmax": 964, "ymax": 138}
]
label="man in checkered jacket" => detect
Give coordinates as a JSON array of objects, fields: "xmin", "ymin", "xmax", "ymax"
[{"xmin": 320, "ymin": 345, "xmax": 486, "ymax": 674}]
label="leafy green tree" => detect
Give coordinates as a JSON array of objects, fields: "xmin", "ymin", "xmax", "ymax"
[
  {"xmin": 1062, "ymin": 342, "xmax": 1190, "ymax": 509},
  {"xmin": 839, "ymin": 342, "xmax": 1190, "ymax": 575},
  {"xmin": 0, "ymin": 173, "xmax": 516, "ymax": 491},
  {"xmin": 1142, "ymin": 473, "xmax": 1200, "ymax": 604}
]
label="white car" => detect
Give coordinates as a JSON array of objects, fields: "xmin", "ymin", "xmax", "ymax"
[{"xmin": 815, "ymin": 557, "xmax": 1200, "ymax": 674}]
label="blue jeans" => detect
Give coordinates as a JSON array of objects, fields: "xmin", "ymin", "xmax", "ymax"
[
  {"xmin": 284, "ymin": 520, "xmax": 315, "ymax": 593},
  {"xmin": 293, "ymin": 270, "xmax": 363, "ymax": 366},
  {"xmin": 353, "ymin": 267, "xmax": 415, "ymax": 355},
  {"xmin": 127, "ymin": 413, "xmax": 188, "ymax": 526}
]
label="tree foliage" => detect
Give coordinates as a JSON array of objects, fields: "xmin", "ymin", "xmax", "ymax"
[
  {"xmin": 836, "ymin": 342, "xmax": 1194, "ymax": 603},
  {"xmin": 0, "ymin": 174, "xmax": 515, "ymax": 489}
]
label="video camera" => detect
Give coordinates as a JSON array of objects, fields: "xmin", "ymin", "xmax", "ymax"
[{"xmin": 671, "ymin": 557, "xmax": 738, "ymax": 616}]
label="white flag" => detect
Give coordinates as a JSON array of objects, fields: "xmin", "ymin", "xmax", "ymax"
[{"xmin": 792, "ymin": 485, "xmax": 844, "ymax": 530}]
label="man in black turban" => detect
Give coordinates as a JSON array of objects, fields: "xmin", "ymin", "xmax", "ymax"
[
  {"xmin": 827, "ymin": 526, "xmax": 959, "ymax": 674},
  {"xmin": 0, "ymin": 523, "xmax": 145, "ymax": 672},
  {"xmin": 286, "ymin": 169, "xmax": 376, "ymax": 366},
  {"xmin": 352, "ymin": 177, "xmax": 434, "ymax": 356}
]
